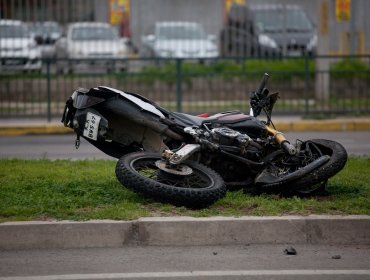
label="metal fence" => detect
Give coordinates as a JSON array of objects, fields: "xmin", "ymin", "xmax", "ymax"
[
  {"xmin": 1, "ymin": 0, "xmax": 370, "ymax": 120},
  {"xmin": 1, "ymin": 55, "xmax": 370, "ymax": 120}
]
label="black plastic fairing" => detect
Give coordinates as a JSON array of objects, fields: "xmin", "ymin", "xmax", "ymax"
[{"xmin": 73, "ymin": 94, "xmax": 105, "ymax": 109}]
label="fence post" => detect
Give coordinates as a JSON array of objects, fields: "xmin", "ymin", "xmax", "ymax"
[
  {"xmin": 304, "ymin": 55, "xmax": 310, "ymax": 116},
  {"xmin": 176, "ymin": 58, "xmax": 183, "ymax": 112},
  {"xmin": 46, "ymin": 58, "xmax": 52, "ymax": 122}
]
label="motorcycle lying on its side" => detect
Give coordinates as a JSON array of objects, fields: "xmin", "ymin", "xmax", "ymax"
[{"xmin": 62, "ymin": 73, "xmax": 347, "ymax": 208}]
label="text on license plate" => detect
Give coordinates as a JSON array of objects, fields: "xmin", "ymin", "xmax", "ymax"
[{"xmin": 83, "ymin": 112, "xmax": 101, "ymax": 141}]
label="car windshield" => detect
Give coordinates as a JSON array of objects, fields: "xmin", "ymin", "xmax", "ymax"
[
  {"xmin": 157, "ymin": 25, "xmax": 206, "ymax": 40},
  {"xmin": 254, "ymin": 9, "xmax": 313, "ymax": 32},
  {"xmin": 0, "ymin": 24, "xmax": 29, "ymax": 38},
  {"xmin": 71, "ymin": 26, "xmax": 118, "ymax": 41}
]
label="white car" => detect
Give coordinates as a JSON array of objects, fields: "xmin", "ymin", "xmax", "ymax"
[
  {"xmin": 0, "ymin": 20, "xmax": 42, "ymax": 72},
  {"xmin": 142, "ymin": 21, "xmax": 219, "ymax": 59},
  {"xmin": 55, "ymin": 22, "xmax": 130, "ymax": 73}
]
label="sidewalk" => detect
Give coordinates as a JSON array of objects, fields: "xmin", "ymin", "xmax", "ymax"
[{"xmin": 1, "ymin": 116, "xmax": 370, "ymax": 136}]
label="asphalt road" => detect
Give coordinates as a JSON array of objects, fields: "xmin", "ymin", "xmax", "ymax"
[
  {"xmin": 0, "ymin": 131, "xmax": 369, "ymax": 160},
  {"xmin": 1, "ymin": 244, "xmax": 369, "ymax": 279}
]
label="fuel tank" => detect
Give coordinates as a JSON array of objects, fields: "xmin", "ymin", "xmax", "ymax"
[
  {"xmin": 210, "ymin": 112, "xmax": 267, "ymax": 138},
  {"xmin": 171, "ymin": 111, "xmax": 268, "ymax": 139}
]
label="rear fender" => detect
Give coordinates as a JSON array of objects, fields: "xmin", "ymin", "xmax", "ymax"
[
  {"xmin": 73, "ymin": 108, "xmax": 109, "ymax": 142},
  {"xmin": 73, "ymin": 106, "xmax": 167, "ymax": 154}
]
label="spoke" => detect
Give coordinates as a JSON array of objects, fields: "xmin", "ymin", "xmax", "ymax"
[{"xmin": 133, "ymin": 158, "xmax": 211, "ymax": 189}]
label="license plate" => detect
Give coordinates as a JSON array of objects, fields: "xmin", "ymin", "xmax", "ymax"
[
  {"xmin": 287, "ymin": 50, "xmax": 302, "ymax": 57},
  {"xmin": 83, "ymin": 112, "xmax": 101, "ymax": 141}
]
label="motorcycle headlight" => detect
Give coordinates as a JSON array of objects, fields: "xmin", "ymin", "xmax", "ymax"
[{"xmin": 258, "ymin": 34, "xmax": 278, "ymax": 49}]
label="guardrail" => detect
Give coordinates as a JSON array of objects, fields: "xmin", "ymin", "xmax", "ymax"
[{"xmin": 1, "ymin": 55, "xmax": 369, "ymax": 121}]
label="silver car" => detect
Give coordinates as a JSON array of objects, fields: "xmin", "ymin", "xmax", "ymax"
[
  {"xmin": 55, "ymin": 22, "xmax": 130, "ymax": 73},
  {"xmin": 0, "ymin": 19, "xmax": 42, "ymax": 73},
  {"xmin": 141, "ymin": 21, "xmax": 218, "ymax": 59}
]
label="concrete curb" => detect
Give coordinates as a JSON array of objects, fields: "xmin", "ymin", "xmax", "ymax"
[
  {"xmin": 1, "ymin": 215, "xmax": 369, "ymax": 250},
  {"xmin": 275, "ymin": 119, "xmax": 370, "ymax": 132},
  {"xmin": 1, "ymin": 119, "xmax": 370, "ymax": 136},
  {"xmin": 0, "ymin": 123, "xmax": 70, "ymax": 136}
]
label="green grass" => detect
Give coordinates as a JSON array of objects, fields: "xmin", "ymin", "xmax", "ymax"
[{"xmin": 0, "ymin": 157, "xmax": 369, "ymax": 222}]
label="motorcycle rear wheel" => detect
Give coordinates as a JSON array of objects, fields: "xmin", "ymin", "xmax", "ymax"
[
  {"xmin": 115, "ymin": 152, "xmax": 226, "ymax": 208},
  {"xmin": 262, "ymin": 139, "xmax": 347, "ymax": 195}
]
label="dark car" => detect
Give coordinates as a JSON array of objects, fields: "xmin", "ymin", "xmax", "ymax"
[
  {"xmin": 221, "ymin": 4, "xmax": 278, "ymax": 57},
  {"xmin": 251, "ymin": 4, "xmax": 317, "ymax": 57},
  {"xmin": 221, "ymin": 4, "xmax": 317, "ymax": 57}
]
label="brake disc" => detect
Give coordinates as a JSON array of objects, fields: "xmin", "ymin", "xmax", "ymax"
[{"xmin": 155, "ymin": 160, "xmax": 193, "ymax": 176}]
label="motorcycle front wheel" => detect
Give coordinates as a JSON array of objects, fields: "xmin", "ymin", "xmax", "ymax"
[
  {"xmin": 115, "ymin": 152, "xmax": 226, "ymax": 208},
  {"xmin": 260, "ymin": 139, "xmax": 347, "ymax": 195}
]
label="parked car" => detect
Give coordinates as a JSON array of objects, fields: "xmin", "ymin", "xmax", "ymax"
[
  {"xmin": 141, "ymin": 21, "xmax": 219, "ymax": 59},
  {"xmin": 55, "ymin": 22, "xmax": 130, "ymax": 73},
  {"xmin": 221, "ymin": 4, "xmax": 270, "ymax": 57},
  {"xmin": 251, "ymin": 4, "xmax": 317, "ymax": 57},
  {"xmin": 0, "ymin": 19, "xmax": 42, "ymax": 72},
  {"xmin": 221, "ymin": 4, "xmax": 316, "ymax": 57}
]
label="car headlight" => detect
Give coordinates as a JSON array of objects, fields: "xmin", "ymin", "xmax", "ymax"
[
  {"xmin": 28, "ymin": 48, "xmax": 41, "ymax": 59},
  {"xmin": 157, "ymin": 49, "xmax": 174, "ymax": 58},
  {"xmin": 118, "ymin": 48, "xmax": 128, "ymax": 56},
  {"xmin": 27, "ymin": 41, "xmax": 37, "ymax": 49},
  {"xmin": 307, "ymin": 34, "xmax": 317, "ymax": 51},
  {"xmin": 70, "ymin": 48, "xmax": 84, "ymax": 58},
  {"xmin": 258, "ymin": 34, "xmax": 278, "ymax": 49},
  {"xmin": 206, "ymin": 48, "xmax": 218, "ymax": 53}
]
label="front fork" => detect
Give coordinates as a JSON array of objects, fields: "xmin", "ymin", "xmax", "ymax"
[
  {"xmin": 162, "ymin": 144, "xmax": 201, "ymax": 165},
  {"xmin": 265, "ymin": 126, "xmax": 297, "ymax": 155}
]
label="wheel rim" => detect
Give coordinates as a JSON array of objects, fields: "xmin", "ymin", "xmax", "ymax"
[
  {"xmin": 270, "ymin": 141, "xmax": 325, "ymax": 179},
  {"xmin": 130, "ymin": 156, "xmax": 215, "ymax": 189},
  {"xmin": 271, "ymin": 141, "xmax": 331, "ymax": 193}
]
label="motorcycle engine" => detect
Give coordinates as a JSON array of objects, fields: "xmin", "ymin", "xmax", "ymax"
[
  {"xmin": 210, "ymin": 126, "xmax": 262, "ymax": 161},
  {"xmin": 201, "ymin": 127, "xmax": 263, "ymax": 184},
  {"xmin": 211, "ymin": 127, "xmax": 251, "ymax": 148}
]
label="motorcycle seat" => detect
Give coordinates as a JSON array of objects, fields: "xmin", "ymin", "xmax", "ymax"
[{"xmin": 171, "ymin": 111, "xmax": 252, "ymax": 127}]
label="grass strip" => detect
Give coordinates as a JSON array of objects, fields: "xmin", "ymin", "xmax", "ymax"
[{"xmin": 0, "ymin": 157, "xmax": 369, "ymax": 222}]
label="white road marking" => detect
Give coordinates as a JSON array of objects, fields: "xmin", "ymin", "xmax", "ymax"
[{"xmin": 1, "ymin": 270, "xmax": 370, "ymax": 280}]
